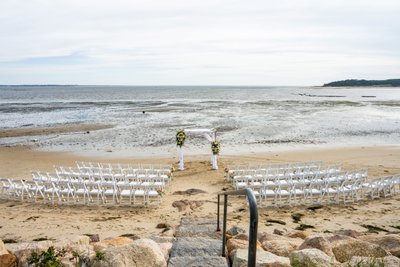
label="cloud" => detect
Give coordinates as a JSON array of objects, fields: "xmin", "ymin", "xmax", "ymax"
[{"xmin": 0, "ymin": 0, "xmax": 399, "ymax": 85}]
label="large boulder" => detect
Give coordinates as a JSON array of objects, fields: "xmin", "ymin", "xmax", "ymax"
[
  {"xmin": 332, "ymin": 239, "xmax": 390, "ymax": 263},
  {"xmin": 345, "ymin": 256, "xmax": 400, "ymax": 267},
  {"xmin": 0, "ymin": 253, "xmax": 17, "ymax": 267},
  {"xmin": 258, "ymin": 233, "xmax": 303, "ymax": 257},
  {"xmin": 298, "ymin": 235, "xmax": 334, "ymax": 257},
  {"xmin": 359, "ymin": 234, "xmax": 400, "ymax": 257},
  {"xmin": 5, "ymin": 240, "xmax": 53, "ymax": 267},
  {"xmin": 0, "ymin": 239, "xmax": 8, "ymax": 256},
  {"xmin": 92, "ymin": 237, "xmax": 134, "ymax": 251},
  {"xmin": 95, "ymin": 238, "xmax": 166, "ymax": 267},
  {"xmin": 226, "ymin": 238, "xmax": 262, "ymax": 259},
  {"xmin": 262, "ymin": 239, "xmax": 303, "ymax": 257},
  {"xmin": 232, "ymin": 248, "xmax": 290, "ymax": 267},
  {"xmin": 290, "ymin": 248, "xmax": 337, "ymax": 267}
]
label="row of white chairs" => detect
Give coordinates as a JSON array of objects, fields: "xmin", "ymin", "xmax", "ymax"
[
  {"xmin": 226, "ymin": 161, "xmax": 324, "ymax": 180},
  {"xmin": 0, "ymin": 178, "xmax": 161, "ymax": 206},
  {"xmin": 243, "ymin": 172, "xmax": 400, "ymax": 207},
  {"xmin": 76, "ymin": 161, "xmax": 172, "ymax": 174},
  {"xmin": 231, "ymin": 164, "xmax": 344, "ymax": 187},
  {"xmin": 33, "ymin": 171, "xmax": 167, "ymax": 190},
  {"xmin": 364, "ymin": 175, "xmax": 400, "ymax": 199}
]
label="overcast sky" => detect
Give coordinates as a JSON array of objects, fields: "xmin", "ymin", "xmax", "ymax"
[{"xmin": 0, "ymin": 0, "xmax": 399, "ymax": 85}]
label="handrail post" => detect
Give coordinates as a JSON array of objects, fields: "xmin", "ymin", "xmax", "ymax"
[
  {"xmin": 222, "ymin": 194, "xmax": 228, "ymax": 257},
  {"xmin": 217, "ymin": 194, "xmax": 220, "ymax": 231},
  {"xmin": 247, "ymin": 190, "xmax": 258, "ymax": 267},
  {"xmin": 217, "ymin": 189, "xmax": 258, "ymax": 267}
]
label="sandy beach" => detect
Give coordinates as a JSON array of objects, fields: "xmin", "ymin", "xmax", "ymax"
[{"xmin": 1, "ymin": 141, "xmax": 399, "ymax": 243}]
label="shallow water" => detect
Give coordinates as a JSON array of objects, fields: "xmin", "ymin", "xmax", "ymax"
[{"xmin": 0, "ymin": 85, "xmax": 399, "ymax": 156}]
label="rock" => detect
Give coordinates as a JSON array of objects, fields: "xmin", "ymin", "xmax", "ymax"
[
  {"xmin": 156, "ymin": 223, "xmax": 171, "ymax": 229},
  {"xmin": 273, "ymin": 229, "xmax": 285, "ymax": 235},
  {"xmin": 333, "ymin": 229, "xmax": 361, "ymax": 238},
  {"xmin": 0, "ymin": 239, "xmax": 8, "ymax": 256},
  {"xmin": 262, "ymin": 238, "xmax": 303, "ymax": 257},
  {"xmin": 291, "ymin": 213, "xmax": 304, "ymax": 223},
  {"xmin": 92, "ymin": 237, "xmax": 134, "ymax": 251},
  {"xmin": 157, "ymin": 242, "xmax": 173, "ymax": 261},
  {"xmin": 298, "ymin": 235, "xmax": 334, "ymax": 257},
  {"xmin": 286, "ymin": 231, "xmax": 310, "ymax": 240},
  {"xmin": 345, "ymin": 256, "xmax": 400, "ymax": 267},
  {"xmin": 87, "ymin": 234, "xmax": 100, "ymax": 243},
  {"xmin": 359, "ymin": 234, "xmax": 400, "ymax": 257},
  {"xmin": 226, "ymin": 226, "xmax": 246, "ymax": 236},
  {"xmin": 5, "ymin": 240, "xmax": 53, "ymax": 266},
  {"xmin": 382, "ymin": 256, "xmax": 400, "ymax": 267},
  {"xmin": 290, "ymin": 248, "xmax": 337, "ymax": 267},
  {"xmin": 97, "ymin": 238, "xmax": 166, "ymax": 267},
  {"xmin": 232, "ymin": 248, "xmax": 290, "ymax": 267},
  {"xmin": 332, "ymin": 239, "xmax": 390, "ymax": 263},
  {"xmin": 227, "ymin": 239, "xmax": 262, "ymax": 259},
  {"xmin": 0, "ymin": 254, "xmax": 17, "ymax": 267}
]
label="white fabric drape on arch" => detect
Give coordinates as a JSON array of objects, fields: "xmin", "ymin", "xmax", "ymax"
[{"xmin": 177, "ymin": 128, "xmax": 218, "ymax": 170}]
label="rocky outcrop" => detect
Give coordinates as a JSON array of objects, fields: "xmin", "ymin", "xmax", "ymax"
[
  {"xmin": 359, "ymin": 234, "xmax": 400, "ymax": 257},
  {"xmin": 258, "ymin": 233, "xmax": 303, "ymax": 257},
  {"xmin": 331, "ymin": 239, "xmax": 390, "ymax": 263},
  {"xmin": 262, "ymin": 239, "xmax": 302, "ymax": 257},
  {"xmin": 232, "ymin": 248, "xmax": 290, "ymax": 267},
  {"xmin": 290, "ymin": 248, "xmax": 337, "ymax": 267},
  {"xmin": 345, "ymin": 256, "xmax": 400, "ymax": 267},
  {"xmin": 96, "ymin": 238, "xmax": 166, "ymax": 267},
  {"xmin": 298, "ymin": 235, "xmax": 334, "ymax": 257},
  {"xmin": 5, "ymin": 240, "xmax": 53, "ymax": 267},
  {"xmin": 0, "ymin": 253, "xmax": 17, "ymax": 267}
]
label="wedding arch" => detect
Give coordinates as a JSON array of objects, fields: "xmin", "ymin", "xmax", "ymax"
[{"xmin": 176, "ymin": 128, "xmax": 220, "ymax": 171}]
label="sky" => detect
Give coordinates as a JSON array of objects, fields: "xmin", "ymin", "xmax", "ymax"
[{"xmin": 0, "ymin": 0, "xmax": 399, "ymax": 86}]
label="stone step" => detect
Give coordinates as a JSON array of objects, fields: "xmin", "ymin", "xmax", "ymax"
[
  {"xmin": 170, "ymin": 237, "xmax": 223, "ymax": 258},
  {"xmin": 168, "ymin": 256, "xmax": 229, "ymax": 267},
  {"xmin": 168, "ymin": 217, "xmax": 228, "ymax": 267},
  {"xmin": 175, "ymin": 217, "xmax": 221, "ymax": 238}
]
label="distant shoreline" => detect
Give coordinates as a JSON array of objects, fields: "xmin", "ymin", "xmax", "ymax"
[{"xmin": 323, "ymin": 79, "xmax": 400, "ymax": 87}]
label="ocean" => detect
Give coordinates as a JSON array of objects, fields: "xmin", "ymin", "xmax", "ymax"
[{"xmin": 0, "ymin": 85, "xmax": 399, "ymax": 156}]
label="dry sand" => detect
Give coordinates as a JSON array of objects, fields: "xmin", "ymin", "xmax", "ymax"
[{"xmin": 0, "ymin": 144, "xmax": 399, "ymax": 243}]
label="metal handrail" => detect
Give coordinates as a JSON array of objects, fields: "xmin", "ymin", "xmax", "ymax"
[{"xmin": 217, "ymin": 188, "xmax": 258, "ymax": 267}]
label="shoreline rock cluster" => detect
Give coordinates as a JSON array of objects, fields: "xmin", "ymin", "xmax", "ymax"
[
  {"xmin": 1, "ymin": 225, "xmax": 400, "ymax": 266},
  {"xmin": 226, "ymin": 226, "xmax": 400, "ymax": 267}
]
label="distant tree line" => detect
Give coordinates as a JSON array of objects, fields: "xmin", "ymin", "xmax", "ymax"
[{"xmin": 323, "ymin": 79, "xmax": 400, "ymax": 87}]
